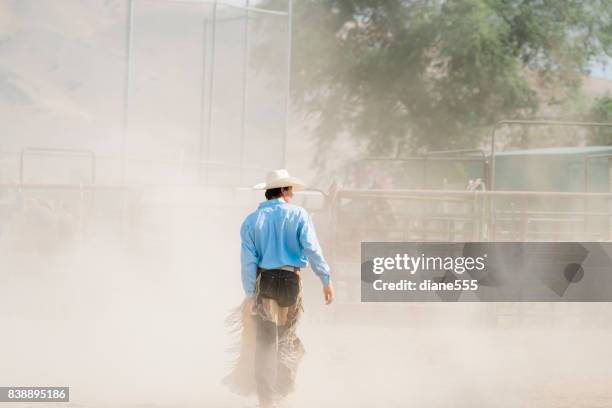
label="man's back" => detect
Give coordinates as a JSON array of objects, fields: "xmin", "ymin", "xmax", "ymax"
[{"xmin": 240, "ymin": 197, "xmax": 330, "ymax": 296}]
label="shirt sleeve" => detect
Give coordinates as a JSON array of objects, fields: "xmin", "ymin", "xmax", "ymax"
[
  {"xmin": 240, "ymin": 219, "xmax": 259, "ymax": 296},
  {"xmin": 298, "ymin": 210, "xmax": 331, "ymax": 287}
]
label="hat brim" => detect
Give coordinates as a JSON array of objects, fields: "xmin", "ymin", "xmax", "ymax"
[{"xmin": 253, "ymin": 176, "xmax": 305, "ymax": 192}]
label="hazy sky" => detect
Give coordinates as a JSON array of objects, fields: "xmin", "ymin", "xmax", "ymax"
[{"xmin": 590, "ymin": 58, "xmax": 612, "ymax": 80}]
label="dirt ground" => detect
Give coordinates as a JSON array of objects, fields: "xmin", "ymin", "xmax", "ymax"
[
  {"xmin": 2, "ymin": 201, "xmax": 612, "ymax": 408},
  {"xmin": 2, "ymin": 278, "xmax": 612, "ymax": 408}
]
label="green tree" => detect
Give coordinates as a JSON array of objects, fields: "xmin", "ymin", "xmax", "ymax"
[
  {"xmin": 263, "ymin": 0, "xmax": 612, "ymax": 166},
  {"xmin": 589, "ymin": 94, "xmax": 612, "ymax": 145}
]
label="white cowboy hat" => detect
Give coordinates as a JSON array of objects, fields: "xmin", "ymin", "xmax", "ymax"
[{"xmin": 253, "ymin": 169, "xmax": 306, "ymax": 191}]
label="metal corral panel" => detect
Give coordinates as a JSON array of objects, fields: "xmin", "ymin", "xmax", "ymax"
[{"xmin": 494, "ymin": 146, "xmax": 612, "ymax": 192}]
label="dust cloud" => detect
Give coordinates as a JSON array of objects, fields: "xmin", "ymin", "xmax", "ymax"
[
  {"xmin": 1, "ymin": 189, "xmax": 612, "ymax": 408},
  {"xmin": 1, "ymin": 1, "xmax": 612, "ymax": 407}
]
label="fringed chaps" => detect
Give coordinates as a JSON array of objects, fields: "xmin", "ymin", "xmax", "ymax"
[{"xmin": 224, "ymin": 272, "xmax": 305, "ymax": 404}]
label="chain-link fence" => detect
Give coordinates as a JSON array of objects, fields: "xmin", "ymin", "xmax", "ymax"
[{"xmin": 0, "ymin": 0, "xmax": 292, "ymax": 187}]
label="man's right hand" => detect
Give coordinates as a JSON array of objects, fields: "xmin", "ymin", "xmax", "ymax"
[{"xmin": 323, "ymin": 283, "xmax": 335, "ymax": 305}]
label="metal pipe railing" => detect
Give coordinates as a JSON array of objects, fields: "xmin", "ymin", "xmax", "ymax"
[
  {"xmin": 336, "ymin": 188, "xmax": 612, "ymax": 199},
  {"xmin": 425, "ymin": 148, "xmax": 486, "ymax": 157},
  {"xmin": 19, "ymin": 148, "xmax": 96, "ymax": 185},
  {"xmin": 332, "ymin": 187, "xmax": 612, "ymax": 242},
  {"xmin": 7, "ymin": 150, "xmax": 270, "ymax": 175}
]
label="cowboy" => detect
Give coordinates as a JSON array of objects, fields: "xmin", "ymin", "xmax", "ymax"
[{"xmin": 227, "ymin": 169, "xmax": 334, "ymax": 408}]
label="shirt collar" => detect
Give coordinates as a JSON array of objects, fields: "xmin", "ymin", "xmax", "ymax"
[{"xmin": 258, "ymin": 197, "xmax": 286, "ymax": 209}]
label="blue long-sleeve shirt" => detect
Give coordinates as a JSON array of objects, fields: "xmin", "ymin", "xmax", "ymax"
[{"xmin": 240, "ymin": 197, "xmax": 331, "ymax": 296}]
